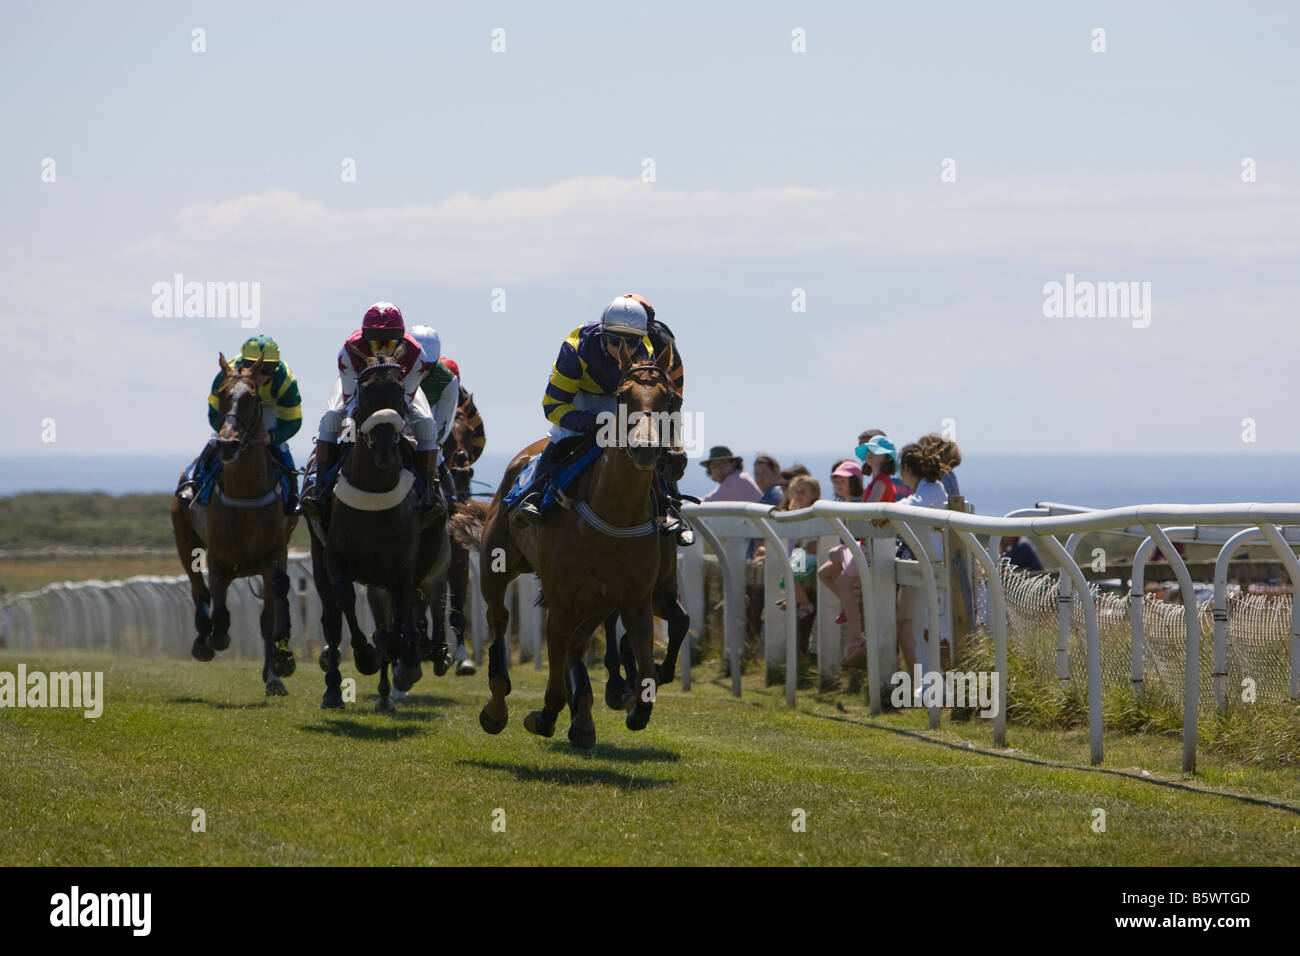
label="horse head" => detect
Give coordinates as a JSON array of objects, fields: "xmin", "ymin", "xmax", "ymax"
[
  {"xmin": 349, "ymin": 341, "xmax": 407, "ymax": 471},
  {"xmin": 612, "ymin": 340, "xmax": 675, "ymax": 471},
  {"xmin": 214, "ymin": 352, "xmax": 267, "ymax": 465}
]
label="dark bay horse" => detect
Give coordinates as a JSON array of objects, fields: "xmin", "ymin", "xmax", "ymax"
[
  {"xmin": 477, "ymin": 342, "xmax": 675, "ymax": 748},
  {"xmin": 308, "ymin": 343, "xmax": 445, "ymax": 712},
  {"xmin": 171, "ymin": 354, "xmax": 297, "ymax": 695},
  {"xmin": 427, "ymin": 401, "xmax": 483, "ymax": 676}
]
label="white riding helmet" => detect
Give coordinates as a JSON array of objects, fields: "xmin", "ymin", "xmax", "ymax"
[
  {"xmin": 600, "ymin": 296, "xmax": 648, "ymax": 336},
  {"xmin": 409, "ymin": 324, "xmax": 441, "ymax": 365}
]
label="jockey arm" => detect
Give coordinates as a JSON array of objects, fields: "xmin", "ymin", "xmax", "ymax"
[
  {"xmin": 542, "ymin": 328, "xmax": 600, "ymax": 433},
  {"xmin": 205, "ymin": 361, "xmax": 302, "ymax": 444}
]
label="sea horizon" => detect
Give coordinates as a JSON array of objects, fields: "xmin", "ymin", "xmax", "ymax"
[{"xmin": 2, "ymin": 452, "xmax": 1297, "ymax": 520}]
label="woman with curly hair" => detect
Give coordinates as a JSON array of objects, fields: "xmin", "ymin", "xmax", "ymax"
[
  {"xmin": 917, "ymin": 433, "xmax": 962, "ymax": 497},
  {"xmin": 892, "ymin": 441, "xmax": 948, "ymax": 674}
]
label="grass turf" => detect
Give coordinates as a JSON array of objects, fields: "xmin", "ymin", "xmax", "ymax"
[{"xmin": 1, "ymin": 649, "xmax": 1297, "ymax": 866}]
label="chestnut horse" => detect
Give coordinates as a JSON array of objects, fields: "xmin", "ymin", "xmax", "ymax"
[
  {"xmin": 171, "ymin": 354, "xmax": 298, "ymax": 694},
  {"xmin": 478, "ymin": 342, "xmax": 675, "ymax": 749}
]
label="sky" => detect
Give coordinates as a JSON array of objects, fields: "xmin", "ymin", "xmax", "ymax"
[{"xmin": 2, "ymin": 1, "xmax": 1298, "ymax": 473}]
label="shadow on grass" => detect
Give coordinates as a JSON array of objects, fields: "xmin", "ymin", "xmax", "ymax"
[
  {"xmin": 811, "ymin": 711, "xmax": 1300, "ymax": 817},
  {"xmin": 168, "ymin": 696, "xmax": 271, "ymax": 710},
  {"xmin": 301, "ymin": 717, "xmax": 429, "ymax": 741},
  {"xmin": 543, "ymin": 741, "xmax": 681, "ymax": 764},
  {"xmin": 456, "ymin": 759, "xmax": 672, "ymax": 790}
]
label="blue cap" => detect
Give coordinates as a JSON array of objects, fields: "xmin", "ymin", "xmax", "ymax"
[{"xmin": 855, "ymin": 436, "xmax": 897, "ymax": 461}]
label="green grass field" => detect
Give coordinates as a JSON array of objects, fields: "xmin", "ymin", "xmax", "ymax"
[{"xmin": 2, "ymin": 649, "xmax": 1297, "ymax": 866}]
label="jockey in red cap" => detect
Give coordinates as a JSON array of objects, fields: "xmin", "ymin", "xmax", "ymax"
[{"xmin": 300, "ymin": 302, "xmax": 447, "ymax": 526}]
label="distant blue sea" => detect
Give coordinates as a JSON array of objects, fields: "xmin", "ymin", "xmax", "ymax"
[{"xmin": 2, "ymin": 453, "xmax": 1297, "ymax": 519}]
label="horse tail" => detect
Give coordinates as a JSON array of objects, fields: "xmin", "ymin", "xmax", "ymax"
[{"xmin": 449, "ymin": 499, "xmax": 488, "ymax": 552}]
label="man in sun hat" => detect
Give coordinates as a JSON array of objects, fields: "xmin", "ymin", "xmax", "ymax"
[{"xmin": 699, "ymin": 446, "xmax": 762, "ymax": 503}]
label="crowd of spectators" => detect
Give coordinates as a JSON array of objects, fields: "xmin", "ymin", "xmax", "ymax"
[{"xmin": 695, "ymin": 430, "xmax": 1042, "ymax": 679}]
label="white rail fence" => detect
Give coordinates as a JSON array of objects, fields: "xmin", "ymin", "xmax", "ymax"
[
  {"xmin": 8, "ymin": 501, "xmax": 1298, "ymax": 773},
  {"xmin": 679, "ymin": 500, "xmax": 1300, "ymax": 772}
]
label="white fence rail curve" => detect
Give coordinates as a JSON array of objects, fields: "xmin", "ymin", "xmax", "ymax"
[{"xmin": 681, "ymin": 499, "xmax": 1300, "ymax": 772}]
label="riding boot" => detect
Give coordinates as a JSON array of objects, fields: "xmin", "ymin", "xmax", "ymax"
[
  {"xmin": 177, "ymin": 438, "xmax": 218, "ymax": 506},
  {"xmin": 418, "ymin": 449, "xmax": 446, "ymax": 528},
  {"xmin": 658, "ymin": 475, "xmax": 695, "ymax": 546},
  {"xmin": 511, "ymin": 437, "xmax": 582, "ymax": 528},
  {"xmin": 438, "ymin": 461, "xmax": 459, "ymax": 516},
  {"xmin": 300, "ymin": 440, "xmax": 337, "ymax": 524}
]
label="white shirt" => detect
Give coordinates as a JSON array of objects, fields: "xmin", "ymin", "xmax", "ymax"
[{"xmin": 899, "ymin": 479, "xmax": 946, "ymax": 560}]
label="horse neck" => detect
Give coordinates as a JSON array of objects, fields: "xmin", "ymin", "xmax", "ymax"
[
  {"xmin": 587, "ymin": 446, "xmax": 655, "ymax": 528},
  {"xmin": 222, "ymin": 440, "xmax": 273, "ymax": 497}
]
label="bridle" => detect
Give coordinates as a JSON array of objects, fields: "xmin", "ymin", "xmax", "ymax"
[
  {"xmin": 219, "ymin": 375, "xmax": 266, "ymax": 460},
  {"xmin": 355, "ymin": 363, "xmax": 406, "ymax": 451}
]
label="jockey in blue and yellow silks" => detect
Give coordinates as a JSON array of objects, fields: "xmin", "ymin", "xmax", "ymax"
[
  {"xmin": 512, "ymin": 294, "xmax": 690, "ymax": 543},
  {"xmin": 177, "ymin": 334, "xmax": 302, "ymax": 513}
]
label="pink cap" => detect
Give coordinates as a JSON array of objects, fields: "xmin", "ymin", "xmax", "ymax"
[{"xmin": 832, "ymin": 461, "xmax": 864, "ymax": 481}]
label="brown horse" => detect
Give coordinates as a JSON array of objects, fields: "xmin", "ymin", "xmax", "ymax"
[
  {"xmin": 477, "ymin": 342, "xmax": 675, "ymax": 748},
  {"xmin": 171, "ymin": 354, "xmax": 298, "ymax": 694},
  {"xmin": 431, "ymin": 400, "xmax": 483, "ymax": 676}
]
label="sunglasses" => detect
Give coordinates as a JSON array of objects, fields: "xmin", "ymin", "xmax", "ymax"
[{"xmin": 605, "ymin": 331, "xmax": 643, "ymax": 350}]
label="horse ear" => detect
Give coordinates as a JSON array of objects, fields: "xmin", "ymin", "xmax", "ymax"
[
  {"xmin": 393, "ymin": 341, "xmax": 406, "ymax": 364},
  {"xmin": 655, "ymin": 340, "xmax": 674, "ymax": 374},
  {"xmin": 346, "ymin": 341, "xmax": 367, "ymax": 365},
  {"xmin": 615, "ymin": 338, "xmax": 633, "ymax": 372},
  {"xmin": 249, "ymin": 357, "xmax": 266, "ymax": 379},
  {"xmin": 219, "ymin": 352, "xmax": 232, "ymax": 375}
]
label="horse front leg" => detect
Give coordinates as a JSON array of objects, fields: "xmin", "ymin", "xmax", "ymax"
[
  {"xmin": 391, "ymin": 579, "xmax": 424, "ymax": 694},
  {"xmin": 524, "ymin": 610, "xmax": 578, "ymax": 739},
  {"xmin": 478, "ymin": 571, "xmax": 512, "ymax": 735},
  {"xmin": 260, "ymin": 566, "xmax": 290, "ymax": 697},
  {"xmin": 331, "ymin": 566, "xmax": 378, "ymax": 676},
  {"xmin": 449, "ymin": 543, "xmax": 475, "ymax": 675},
  {"xmin": 624, "ymin": 600, "xmax": 656, "ymax": 732},
  {"xmin": 316, "ymin": 554, "xmax": 347, "ymax": 709},
  {"xmin": 269, "ymin": 560, "xmax": 296, "ymax": 678},
  {"xmin": 656, "ymin": 594, "xmax": 690, "ymax": 686},
  {"xmin": 207, "ymin": 566, "xmax": 233, "ymax": 654},
  {"xmin": 602, "ymin": 611, "xmax": 628, "ymax": 710},
  {"xmin": 172, "ymin": 504, "xmax": 214, "ymax": 661}
]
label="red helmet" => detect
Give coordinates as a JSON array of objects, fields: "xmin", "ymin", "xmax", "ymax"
[
  {"xmin": 441, "ymin": 357, "xmax": 460, "ymax": 379},
  {"xmin": 362, "ymin": 302, "xmax": 404, "ymax": 331}
]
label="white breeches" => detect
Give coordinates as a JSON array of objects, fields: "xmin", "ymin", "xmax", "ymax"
[
  {"xmin": 318, "ymin": 379, "xmax": 442, "ymax": 457},
  {"xmin": 547, "ymin": 390, "xmax": 617, "ymax": 442}
]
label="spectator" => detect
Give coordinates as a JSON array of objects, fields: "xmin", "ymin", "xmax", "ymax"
[
  {"xmin": 860, "ymin": 427, "xmax": 910, "ymax": 498},
  {"xmin": 919, "ymin": 433, "xmax": 962, "ymax": 497},
  {"xmin": 753, "ymin": 454, "xmax": 783, "ymax": 507},
  {"xmin": 1000, "ymin": 536, "xmax": 1044, "ymax": 571},
  {"xmin": 777, "ymin": 463, "xmax": 810, "ymax": 501},
  {"xmin": 699, "ymin": 446, "xmax": 762, "ymax": 503},
  {"xmin": 828, "ymin": 435, "xmax": 900, "ymax": 666},
  {"xmin": 829, "ymin": 460, "xmax": 864, "ymax": 502},
  {"xmin": 779, "ymin": 476, "xmax": 822, "ymax": 649},
  {"xmin": 890, "ymin": 442, "xmax": 948, "ymax": 673}
]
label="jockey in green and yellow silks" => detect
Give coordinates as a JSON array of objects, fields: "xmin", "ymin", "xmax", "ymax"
[{"xmin": 178, "ymin": 335, "xmax": 301, "ymax": 513}]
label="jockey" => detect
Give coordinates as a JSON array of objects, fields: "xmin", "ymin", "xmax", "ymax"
[
  {"xmin": 439, "ymin": 357, "xmax": 487, "ymax": 471},
  {"xmin": 177, "ymin": 334, "xmax": 301, "ymax": 514},
  {"xmin": 299, "ymin": 302, "xmax": 447, "ymax": 526},
  {"xmin": 512, "ymin": 293, "xmax": 691, "ymax": 543},
  {"xmin": 407, "ymin": 324, "xmax": 461, "ymax": 512}
]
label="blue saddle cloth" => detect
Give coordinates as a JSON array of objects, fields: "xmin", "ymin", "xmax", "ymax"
[{"xmin": 502, "ymin": 443, "xmax": 605, "ymax": 514}]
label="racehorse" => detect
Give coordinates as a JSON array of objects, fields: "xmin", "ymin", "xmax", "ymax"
[
  {"xmin": 427, "ymin": 403, "xmax": 483, "ymax": 676},
  {"xmin": 307, "ymin": 342, "xmax": 445, "ymax": 712},
  {"xmin": 476, "ymin": 342, "xmax": 676, "ymax": 748},
  {"xmin": 171, "ymin": 354, "xmax": 298, "ymax": 695}
]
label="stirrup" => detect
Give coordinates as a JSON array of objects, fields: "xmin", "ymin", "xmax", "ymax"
[{"xmin": 512, "ymin": 495, "xmax": 543, "ymax": 527}]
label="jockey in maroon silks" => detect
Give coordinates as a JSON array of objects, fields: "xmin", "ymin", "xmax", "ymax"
[{"xmin": 300, "ymin": 302, "xmax": 448, "ymax": 526}]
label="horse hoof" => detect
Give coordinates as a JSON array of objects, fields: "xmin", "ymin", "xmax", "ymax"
[
  {"xmin": 321, "ymin": 689, "xmax": 344, "ymax": 709},
  {"xmin": 392, "ymin": 662, "xmax": 422, "ymax": 693},
  {"xmin": 432, "ymin": 644, "xmax": 452, "ymax": 677},
  {"xmin": 524, "ymin": 710, "xmax": 556, "ymax": 738},
  {"xmin": 265, "ymin": 678, "xmax": 288, "ymax": 697},
  {"xmin": 479, "ymin": 706, "xmax": 508, "ymax": 735},
  {"xmin": 455, "ymin": 661, "xmax": 477, "ymax": 677},
  {"xmin": 191, "ymin": 638, "xmax": 215, "ymax": 662},
  {"xmin": 604, "ymin": 680, "xmax": 627, "ymax": 711},
  {"xmin": 567, "ymin": 723, "xmax": 596, "ymax": 750},
  {"xmin": 272, "ymin": 650, "xmax": 296, "ymax": 678},
  {"xmin": 208, "ymin": 631, "xmax": 231, "ymax": 652},
  {"xmin": 353, "ymin": 645, "xmax": 379, "ymax": 676},
  {"xmin": 655, "ymin": 663, "xmax": 675, "ymax": 686},
  {"xmin": 626, "ymin": 705, "xmax": 652, "ymax": 732},
  {"xmin": 376, "ymin": 696, "xmax": 395, "ymax": 714}
]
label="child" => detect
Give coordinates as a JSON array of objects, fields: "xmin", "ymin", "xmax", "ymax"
[{"xmin": 890, "ymin": 442, "xmax": 948, "ymax": 674}]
